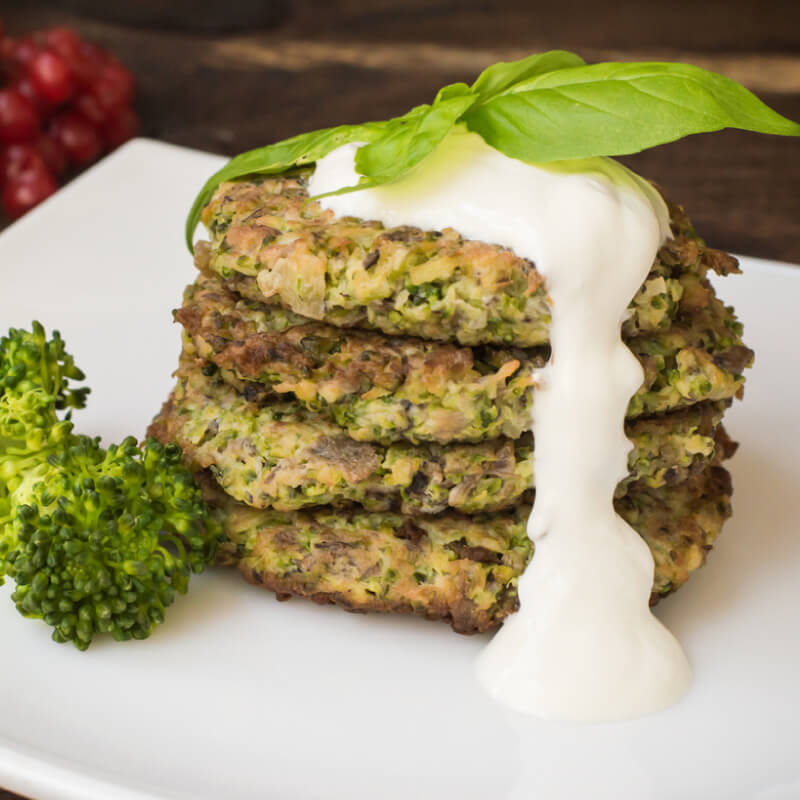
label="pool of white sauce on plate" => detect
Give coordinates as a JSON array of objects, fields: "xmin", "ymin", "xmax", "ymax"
[{"xmin": 309, "ymin": 130, "xmax": 692, "ymax": 722}]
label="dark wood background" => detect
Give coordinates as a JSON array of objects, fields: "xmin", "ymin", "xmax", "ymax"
[
  {"xmin": 3, "ymin": 0, "xmax": 800, "ymax": 264},
  {"xmin": 1, "ymin": 0, "xmax": 798, "ymax": 797}
]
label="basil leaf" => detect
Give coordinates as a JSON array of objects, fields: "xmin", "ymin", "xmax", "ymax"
[
  {"xmin": 352, "ymin": 89, "xmax": 477, "ymax": 184},
  {"xmin": 464, "ymin": 61, "xmax": 800, "ymax": 163},
  {"xmin": 187, "ymin": 52, "xmax": 800, "ymax": 252},
  {"xmin": 434, "ymin": 82, "xmax": 474, "ymax": 102},
  {"xmin": 184, "ymin": 122, "xmax": 386, "ymax": 248},
  {"xmin": 470, "ymin": 50, "xmax": 585, "ymax": 104}
]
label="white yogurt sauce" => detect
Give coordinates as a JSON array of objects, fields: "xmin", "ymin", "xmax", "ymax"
[{"xmin": 309, "ymin": 129, "xmax": 692, "ymax": 721}]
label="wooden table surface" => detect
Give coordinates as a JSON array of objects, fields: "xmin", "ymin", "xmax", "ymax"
[{"xmin": 1, "ymin": 1, "xmax": 799, "ymax": 798}]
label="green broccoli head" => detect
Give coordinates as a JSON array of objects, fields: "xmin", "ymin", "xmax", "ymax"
[
  {"xmin": 0, "ymin": 390, "xmax": 75, "ymax": 490},
  {"xmin": 1, "ymin": 323, "xmax": 86, "ymax": 561},
  {"xmin": 0, "ymin": 322, "xmax": 220, "ymax": 651},
  {"xmin": 4, "ymin": 436, "xmax": 220, "ymax": 650},
  {"xmin": 0, "ymin": 321, "xmax": 89, "ymax": 412}
]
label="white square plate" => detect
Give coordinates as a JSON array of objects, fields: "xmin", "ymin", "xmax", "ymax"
[{"xmin": 0, "ymin": 140, "xmax": 798, "ymax": 800}]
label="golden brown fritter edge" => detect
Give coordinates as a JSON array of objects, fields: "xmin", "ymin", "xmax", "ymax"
[
  {"xmin": 198, "ymin": 465, "xmax": 733, "ymax": 634},
  {"xmin": 148, "ymin": 360, "xmax": 730, "ymax": 516},
  {"xmin": 198, "ymin": 170, "xmax": 739, "ymax": 348}
]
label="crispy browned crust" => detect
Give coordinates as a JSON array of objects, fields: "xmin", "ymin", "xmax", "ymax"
[
  {"xmin": 148, "ymin": 357, "xmax": 731, "ymax": 516},
  {"xmin": 173, "ymin": 274, "xmax": 751, "ymax": 447},
  {"xmin": 176, "ymin": 273, "xmax": 536, "ymax": 399},
  {"xmin": 198, "ymin": 171, "xmax": 739, "ymax": 348},
  {"xmin": 236, "ymin": 561, "xmax": 516, "ymax": 634},
  {"xmin": 212, "ymin": 465, "xmax": 733, "ymax": 634}
]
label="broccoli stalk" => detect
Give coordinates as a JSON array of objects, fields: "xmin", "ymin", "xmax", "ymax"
[{"xmin": 0, "ymin": 322, "xmax": 219, "ymax": 650}]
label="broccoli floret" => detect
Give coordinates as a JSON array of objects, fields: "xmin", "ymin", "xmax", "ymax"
[
  {"xmin": 0, "ymin": 322, "xmax": 219, "ymax": 650},
  {"xmin": 0, "ymin": 321, "xmax": 89, "ymax": 412}
]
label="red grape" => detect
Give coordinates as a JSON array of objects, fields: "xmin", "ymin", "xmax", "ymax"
[
  {"xmin": 49, "ymin": 111, "xmax": 101, "ymax": 165},
  {"xmin": 44, "ymin": 28, "xmax": 82, "ymax": 61},
  {"xmin": 46, "ymin": 28, "xmax": 97, "ymax": 88},
  {"xmin": 3, "ymin": 166, "xmax": 57, "ymax": 219},
  {"xmin": 90, "ymin": 64, "xmax": 134, "ymax": 116},
  {"xmin": 0, "ymin": 24, "xmax": 138, "ymax": 219},
  {"xmin": 12, "ymin": 37, "xmax": 39, "ymax": 67},
  {"xmin": 102, "ymin": 106, "xmax": 140, "ymax": 149},
  {"xmin": 74, "ymin": 91, "xmax": 105, "ymax": 124},
  {"xmin": 0, "ymin": 143, "xmax": 46, "ymax": 185},
  {"xmin": 0, "ymin": 89, "xmax": 40, "ymax": 144},
  {"xmin": 78, "ymin": 40, "xmax": 106, "ymax": 74},
  {"xmin": 0, "ymin": 38, "xmax": 13, "ymax": 64},
  {"xmin": 36, "ymin": 133, "xmax": 68, "ymax": 176},
  {"xmin": 10, "ymin": 75, "xmax": 50, "ymax": 113},
  {"xmin": 104, "ymin": 60, "xmax": 134, "ymax": 97},
  {"xmin": 28, "ymin": 49, "xmax": 74, "ymax": 105}
]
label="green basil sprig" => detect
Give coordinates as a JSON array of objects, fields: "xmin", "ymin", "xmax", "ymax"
[
  {"xmin": 468, "ymin": 50, "xmax": 586, "ymax": 102},
  {"xmin": 326, "ymin": 85, "xmax": 477, "ymax": 198},
  {"xmin": 464, "ymin": 61, "xmax": 800, "ymax": 162},
  {"xmin": 184, "ymin": 121, "xmax": 387, "ymax": 249},
  {"xmin": 185, "ymin": 50, "xmax": 799, "ymax": 249}
]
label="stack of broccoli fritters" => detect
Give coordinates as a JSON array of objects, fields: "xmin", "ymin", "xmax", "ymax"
[{"xmin": 149, "ymin": 170, "xmax": 751, "ymax": 633}]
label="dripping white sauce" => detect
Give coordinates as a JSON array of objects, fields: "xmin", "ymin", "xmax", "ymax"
[{"xmin": 309, "ymin": 129, "xmax": 691, "ymax": 721}]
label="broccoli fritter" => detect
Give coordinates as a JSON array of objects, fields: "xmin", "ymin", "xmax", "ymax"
[
  {"xmin": 197, "ymin": 170, "xmax": 739, "ymax": 347},
  {"xmin": 213, "ymin": 465, "xmax": 733, "ymax": 634},
  {"xmin": 149, "ymin": 361, "xmax": 729, "ymax": 515},
  {"xmin": 166, "ymin": 165, "xmax": 752, "ymax": 640},
  {"xmin": 177, "ymin": 275, "xmax": 751, "ymax": 445}
]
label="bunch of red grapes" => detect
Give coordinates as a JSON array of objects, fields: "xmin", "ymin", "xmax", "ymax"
[{"xmin": 0, "ymin": 20, "xmax": 139, "ymax": 220}]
